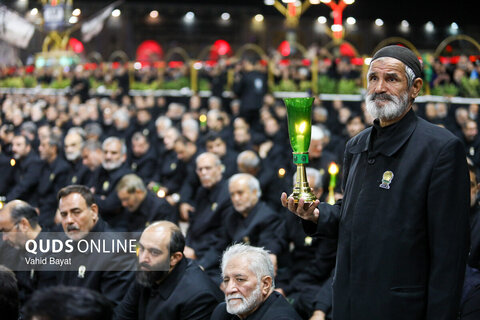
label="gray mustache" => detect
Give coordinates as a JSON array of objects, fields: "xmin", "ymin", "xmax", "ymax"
[{"xmin": 369, "ymin": 93, "xmax": 394, "ymax": 101}]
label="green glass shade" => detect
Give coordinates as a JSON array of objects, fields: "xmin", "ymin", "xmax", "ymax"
[{"xmin": 284, "ymin": 97, "xmax": 314, "ymax": 154}]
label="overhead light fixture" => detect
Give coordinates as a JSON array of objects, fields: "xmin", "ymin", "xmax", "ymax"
[
  {"xmin": 346, "ymin": 17, "xmax": 356, "ymax": 25},
  {"xmin": 221, "ymin": 12, "xmax": 230, "ymax": 21},
  {"xmin": 254, "ymin": 14, "xmax": 264, "ymax": 22},
  {"xmin": 112, "ymin": 9, "xmax": 121, "ymax": 17},
  {"xmin": 30, "ymin": 8, "xmax": 38, "ymax": 16},
  {"xmin": 375, "ymin": 18, "xmax": 384, "ymax": 26},
  {"xmin": 317, "ymin": 16, "xmax": 327, "ymax": 24},
  {"xmin": 425, "ymin": 21, "xmax": 434, "ymax": 33},
  {"xmin": 150, "ymin": 10, "xmax": 159, "ymax": 19},
  {"xmin": 72, "ymin": 8, "xmax": 81, "ymax": 16},
  {"xmin": 69, "ymin": 16, "xmax": 78, "ymax": 24},
  {"xmin": 331, "ymin": 24, "xmax": 343, "ymax": 32},
  {"xmin": 264, "ymin": 0, "xmax": 275, "ymax": 5}
]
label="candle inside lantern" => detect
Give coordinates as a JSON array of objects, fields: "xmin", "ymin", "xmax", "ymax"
[
  {"xmin": 328, "ymin": 162, "xmax": 339, "ymax": 188},
  {"xmin": 296, "ymin": 121, "xmax": 307, "ymax": 150}
]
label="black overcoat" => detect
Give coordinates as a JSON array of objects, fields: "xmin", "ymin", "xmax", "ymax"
[{"xmin": 304, "ymin": 109, "xmax": 470, "ymax": 320}]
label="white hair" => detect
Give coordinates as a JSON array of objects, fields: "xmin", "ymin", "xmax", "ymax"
[
  {"xmin": 221, "ymin": 243, "xmax": 275, "ymax": 288},
  {"xmin": 155, "ymin": 115, "xmax": 172, "ymax": 128},
  {"xmin": 102, "ymin": 136, "xmax": 127, "ymax": 155},
  {"xmin": 310, "ymin": 125, "xmax": 324, "ymax": 141},
  {"xmin": 229, "ymin": 173, "xmax": 262, "ymax": 198}
]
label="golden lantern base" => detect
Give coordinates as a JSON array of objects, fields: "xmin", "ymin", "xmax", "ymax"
[{"xmin": 289, "ymin": 162, "xmax": 317, "ymax": 204}]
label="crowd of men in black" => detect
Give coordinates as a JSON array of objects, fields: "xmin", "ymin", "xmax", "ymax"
[{"xmin": 0, "ymin": 60, "xmax": 480, "ymax": 319}]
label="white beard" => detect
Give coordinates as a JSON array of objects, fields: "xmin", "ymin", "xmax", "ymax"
[
  {"xmin": 102, "ymin": 159, "xmax": 123, "ymax": 171},
  {"xmin": 226, "ymin": 283, "xmax": 263, "ymax": 316},
  {"xmin": 366, "ymin": 91, "xmax": 409, "ymax": 122},
  {"xmin": 65, "ymin": 150, "xmax": 81, "ymax": 161}
]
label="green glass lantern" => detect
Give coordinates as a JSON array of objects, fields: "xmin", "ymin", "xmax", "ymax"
[{"xmin": 284, "ymin": 97, "xmax": 317, "ymax": 203}]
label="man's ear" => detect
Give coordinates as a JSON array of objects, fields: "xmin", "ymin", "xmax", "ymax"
[
  {"xmin": 170, "ymin": 252, "xmax": 183, "ymax": 268},
  {"xmin": 18, "ymin": 217, "xmax": 30, "ymax": 231},
  {"xmin": 410, "ymin": 78, "xmax": 423, "ymax": 100},
  {"xmin": 260, "ymin": 276, "xmax": 272, "ymax": 296},
  {"xmin": 90, "ymin": 203, "xmax": 99, "ymax": 222}
]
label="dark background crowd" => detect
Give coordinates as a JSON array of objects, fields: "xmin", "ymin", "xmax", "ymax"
[{"xmin": 1, "ymin": 55, "xmax": 480, "ymax": 320}]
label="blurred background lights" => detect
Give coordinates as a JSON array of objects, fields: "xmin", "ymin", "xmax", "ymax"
[
  {"xmin": 346, "ymin": 17, "xmax": 356, "ymax": 25},
  {"xmin": 30, "ymin": 8, "xmax": 38, "ymax": 16},
  {"xmin": 264, "ymin": 0, "xmax": 275, "ymax": 5},
  {"xmin": 317, "ymin": 16, "xmax": 327, "ymax": 24},
  {"xmin": 425, "ymin": 21, "xmax": 435, "ymax": 32},
  {"xmin": 111, "ymin": 9, "xmax": 121, "ymax": 17},
  {"xmin": 254, "ymin": 14, "xmax": 264, "ymax": 22},
  {"xmin": 331, "ymin": 24, "xmax": 343, "ymax": 32},
  {"xmin": 221, "ymin": 12, "xmax": 230, "ymax": 21},
  {"xmin": 149, "ymin": 10, "xmax": 159, "ymax": 19},
  {"xmin": 375, "ymin": 19, "xmax": 384, "ymax": 26},
  {"xmin": 72, "ymin": 8, "xmax": 81, "ymax": 16}
]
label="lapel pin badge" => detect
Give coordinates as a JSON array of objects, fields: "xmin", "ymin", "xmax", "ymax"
[{"xmin": 379, "ymin": 171, "xmax": 394, "ymax": 189}]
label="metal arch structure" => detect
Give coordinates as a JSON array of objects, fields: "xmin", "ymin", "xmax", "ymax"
[
  {"xmin": 87, "ymin": 51, "xmax": 104, "ymax": 63},
  {"xmin": 434, "ymin": 34, "xmax": 480, "ymax": 58},
  {"xmin": 108, "ymin": 50, "xmax": 129, "ymax": 63}
]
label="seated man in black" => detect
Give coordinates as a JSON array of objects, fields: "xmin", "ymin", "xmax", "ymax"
[
  {"xmin": 6, "ymin": 134, "xmax": 43, "ymax": 207},
  {"xmin": 37, "ymin": 134, "xmax": 70, "ymax": 229},
  {"xmin": 128, "ymin": 132, "xmax": 157, "ymax": 184},
  {"xmin": 115, "ymin": 221, "xmax": 223, "ymax": 320},
  {"xmin": 211, "ymin": 243, "xmax": 301, "ymax": 320},
  {"xmin": 183, "ymin": 152, "xmax": 232, "ymax": 279},
  {"xmin": 116, "ymin": 173, "xmax": 177, "ymax": 233},
  {"xmin": 219, "ymin": 173, "xmax": 287, "ymax": 276},
  {"xmin": 91, "ymin": 136, "xmax": 132, "ymax": 230},
  {"xmin": 56, "ymin": 185, "xmax": 134, "ymax": 307}
]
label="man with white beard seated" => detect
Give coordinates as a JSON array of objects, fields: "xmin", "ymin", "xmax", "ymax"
[
  {"xmin": 211, "ymin": 244, "xmax": 301, "ymax": 320},
  {"xmin": 90, "ymin": 136, "xmax": 132, "ymax": 230}
]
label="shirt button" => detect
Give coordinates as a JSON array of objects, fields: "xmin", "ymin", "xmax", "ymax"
[{"xmin": 368, "ymin": 158, "xmax": 375, "ymax": 165}]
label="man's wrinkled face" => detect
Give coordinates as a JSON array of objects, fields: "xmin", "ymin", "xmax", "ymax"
[
  {"xmin": 223, "ymin": 255, "xmax": 263, "ymax": 318},
  {"xmin": 229, "ymin": 178, "xmax": 259, "ymax": 216},
  {"xmin": 58, "ymin": 193, "xmax": 98, "ymax": 241},
  {"xmin": 196, "ymin": 154, "xmax": 222, "ymax": 189},
  {"xmin": 365, "ymin": 57, "xmax": 410, "ymax": 122},
  {"xmin": 64, "ymin": 133, "xmax": 83, "ymax": 161},
  {"xmin": 12, "ymin": 136, "xmax": 30, "ymax": 160},
  {"xmin": 102, "ymin": 140, "xmax": 125, "ymax": 171}
]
